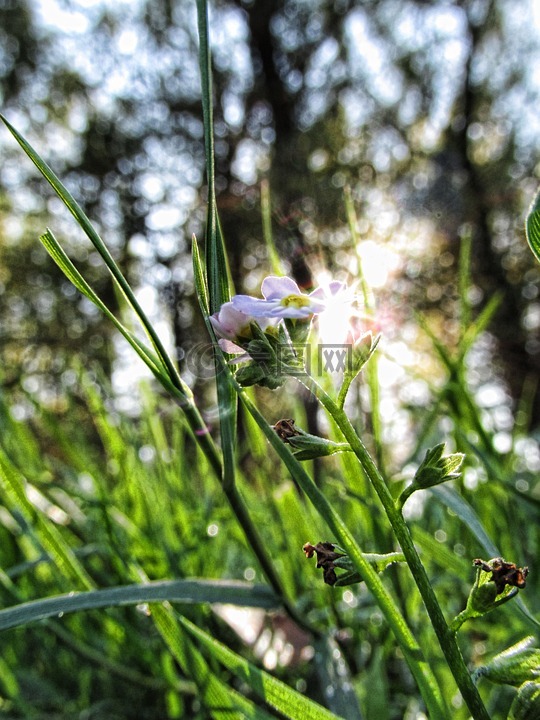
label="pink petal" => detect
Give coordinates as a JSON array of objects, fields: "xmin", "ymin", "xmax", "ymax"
[{"xmin": 218, "ymin": 339, "xmax": 246, "ymax": 354}]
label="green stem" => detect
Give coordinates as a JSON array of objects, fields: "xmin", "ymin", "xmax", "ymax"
[
  {"xmin": 450, "ymin": 610, "xmax": 470, "ymax": 634},
  {"xmin": 169, "ymin": 386, "xmax": 313, "ymax": 633},
  {"xmin": 224, "ymin": 485, "xmax": 313, "ymax": 634},
  {"xmin": 397, "ymin": 483, "xmax": 416, "ymax": 513},
  {"xmin": 237, "ymin": 388, "xmax": 448, "ymax": 720},
  {"xmin": 302, "ymin": 375, "xmax": 491, "ymax": 720}
]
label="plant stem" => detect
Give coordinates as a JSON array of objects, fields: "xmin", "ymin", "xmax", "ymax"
[
  {"xmin": 303, "ymin": 375, "xmax": 491, "ymax": 720},
  {"xmin": 238, "ymin": 388, "xmax": 448, "ymax": 720}
]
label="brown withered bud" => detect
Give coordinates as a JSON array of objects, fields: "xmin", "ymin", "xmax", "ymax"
[
  {"xmin": 273, "ymin": 418, "xmax": 301, "ymax": 442},
  {"xmin": 303, "ymin": 542, "xmax": 345, "ymax": 586},
  {"xmin": 473, "ymin": 557, "xmax": 529, "ymax": 595}
]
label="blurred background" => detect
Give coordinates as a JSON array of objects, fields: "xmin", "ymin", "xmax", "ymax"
[{"xmin": 1, "ymin": 0, "xmax": 539, "ymax": 435}]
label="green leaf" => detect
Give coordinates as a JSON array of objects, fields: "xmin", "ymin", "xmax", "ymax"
[
  {"xmin": 178, "ymin": 614, "xmax": 344, "ymax": 720},
  {"xmin": 0, "ymin": 113, "xmax": 184, "ymax": 395},
  {"xmin": 40, "ymin": 229, "xmax": 169, "ymax": 386},
  {"xmin": 152, "ymin": 603, "xmax": 273, "ymax": 720},
  {"xmin": 260, "ymin": 180, "xmax": 283, "ymax": 275},
  {"xmin": 0, "ymin": 579, "xmax": 278, "ymax": 632},
  {"xmin": 431, "ymin": 485, "xmax": 498, "ymax": 555},
  {"xmin": 0, "ymin": 447, "xmax": 94, "ymax": 592},
  {"xmin": 525, "ymin": 188, "xmax": 540, "ymax": 264},
  {"xmin": 195, "ymin": 0, "xmax": 237, "ymax": 488},
  {"xmin": 191, "ymin": 234, "xmax": 210, "ymax": 316}
]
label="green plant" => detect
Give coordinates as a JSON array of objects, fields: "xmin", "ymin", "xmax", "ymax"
[{"xmin": 0, "ymin": 2, "xmax": 539, "ymax": 718}]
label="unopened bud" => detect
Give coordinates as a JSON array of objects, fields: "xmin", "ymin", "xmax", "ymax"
[
  {"xmin": 509, "ymin": 681, "xmax": 540, "ymax": 720},
  {"xmin": 398, "ymin": 443, "xmax": 464, "ymax": 510},
  {"xmin": 473, "ymin": 637, "xmax": 540, "ymax": 687},
  {"xmin": 413, "ymin": 443, "xmax": 464, "ymax": 489}
]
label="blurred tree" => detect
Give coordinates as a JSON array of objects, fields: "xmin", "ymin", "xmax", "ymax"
[{"xmin": 0, "ymin": 0, "xmax": 538, "ymax": 427}]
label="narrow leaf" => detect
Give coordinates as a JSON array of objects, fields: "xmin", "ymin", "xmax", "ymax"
[
  {"xmin": 526, "ymin": 188, "xmax": 540, "ymax": 264},
  {"xmin": 0, "ymin": 447, "xmax": 94, "ymax": 591},
  {"xmin": 40, "ymin": 230, "xmax": 168, "ymax": 382},
  {"xmin": 152, "ymin": 603, "xmax": 273, "ymax": 720},
  {"xmin": 195, "ymin": 0, "xmax": 237, "ymax": 488},
  {"xmin": 0, "ymin": 113, "xmax": 184, "ymax": 394},
  {"xmin": 179, "ymin": 614, "xmax": 344, "ymax": 720},
  {"xmin": 0, "ymin": 579, "xmax": 278, "ymax": 632}
]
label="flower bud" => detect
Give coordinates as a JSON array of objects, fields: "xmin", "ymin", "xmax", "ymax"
[
  {"xmin": 273, "ymin": 419, "xmax": 352, "ymax": 460},
  {"xmin": 450, "ymin": 557, "xmax": 528, "ymax": 632},
  {"xmin": 473, "ymin": 637, "xmax": 540, "ymax": 687},
  {"xmin": 413, "ymin": 443, "xmax": 464, "ymax": 489},
  {"xmin": 509, "ymin": 681, "xmax": 540, "ymax": 720}
]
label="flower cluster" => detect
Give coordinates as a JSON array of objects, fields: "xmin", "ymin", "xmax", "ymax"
[{"xmin": 209, "ymin": 275, "xmax": 371, "ymax": 389}]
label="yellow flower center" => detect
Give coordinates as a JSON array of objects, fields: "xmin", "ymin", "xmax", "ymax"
[{"xmin": 280, "ymin": 294, "xmax": 311, "ymax": 309}]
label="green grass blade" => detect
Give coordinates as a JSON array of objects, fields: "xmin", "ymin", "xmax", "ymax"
[
  {"xmin": 0, "ymin": 447, "xmax": 94, "ymax": 591},
  {"xmin": 458, "ymin": 229, "xmax": 473, "ymax": 336},
  {"xmin": 42, "ymin": 233, "xmax": 220, "ymax": 469},
  {"xmin": 431, "ymin": 486, "xmax": 499, "ymax": 556},
  {"xmin": 152, "ymin": 603, "xmax": 274, "ymax": 720},
  {"xmin": 40, "ymin": 229, "xmax": 168, "ymax": 381},
  {"xmin": 0, "ymin": 579, "xmax": 278, "ymax": 632},
  {"xmin": 40, "ymin": 232, "xmax": 219, "ymax": 456},
  {"xmin": 458, "ymin": 291, "xmax": 503, "ymax": 360},
  {"xmin": 525, "ymin": 188, "xmax": 540, "ymax": 264},
  {"xmin": 196, "ymin": 0, "xmax": 237, "ymax": 488},
  {"xmin": 0, "ymin": 113, "xmax": 185, "ymax": 395},
  {"xmin": 196, "ymin": 0, "xmax": 231, "ymax": 311},
  {"xmin": 178, "ymin": 614, "xmax": 344, "ymax": 720},
  {"xmin": 192, "ymin": 234, "xmax": 210, "ymax": 315},
  {"xmin": 260, "ymin": 180, "xmax": 283, "ymax": 275},
  {"xmin": 343, "ymin": 187, "xmax": 383, "ymax": 465}
]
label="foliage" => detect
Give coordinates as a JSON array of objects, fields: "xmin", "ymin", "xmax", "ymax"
[{"xmin": 0, "ymin": 1, "xmax": 539, "ymax": 719}]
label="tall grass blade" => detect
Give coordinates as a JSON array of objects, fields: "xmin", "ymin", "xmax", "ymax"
[
  {"xmin": 178, "ymin": 614, "xmax": 344, "ymax": 720},
  {"xmin": 40, "ymin": 229, "xmax": 168, "ymax": 382},
  {"xmin": 152, "ymin": 603, "xmax": 274, "ymax": 720},
  {"xmin": 0, "ymin": 447, "xmax": 94, "ymax": 591},
  {"xmin": 525, "ymin": 188, "xmax": 540, "ymax": 264},
  {"xmin": 196, "ymin": 0, "xmax": 237, "ymax": 488},
  {"xmin": 0, "ymin": 579, "xmax": 278, "ymax": 632},
  {"xmin": 260, "ymin": 180, "xmax": 283, "ymax": 275},
  {"xmin": 0, "ymin": 113, "xmax": 185, "ymax": 396},
  {"xmin": 458, "ymin": 229, "xmax": 473, "ymax": 335}
]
